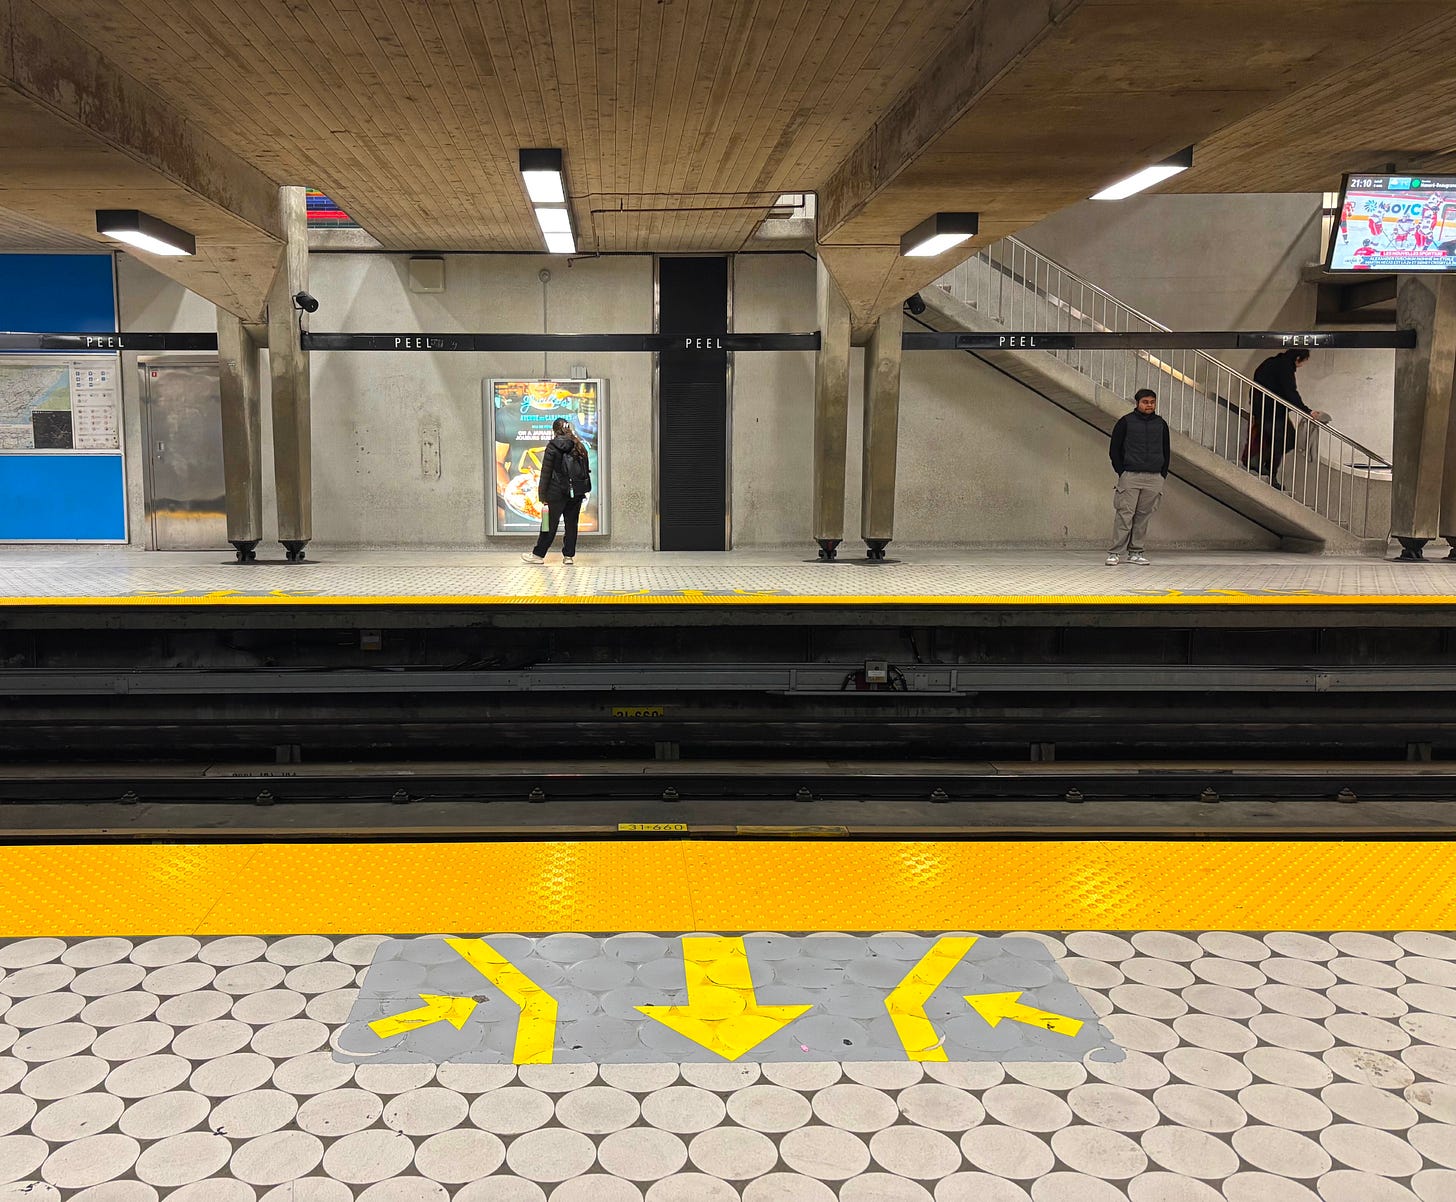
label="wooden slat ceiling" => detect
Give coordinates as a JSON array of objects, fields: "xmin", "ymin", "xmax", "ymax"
[
  {"xmin": 32, "ymin": 0, "xmax": 977, "ymax": 254},
  {"xmin": 1168, "ymin": 10, "xmax": 1456, "ymax": 196},
  {"xmin": 0, "ymin": 205, "xmax": 98, "ymax": 251}
]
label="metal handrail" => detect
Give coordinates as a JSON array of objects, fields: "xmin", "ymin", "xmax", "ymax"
[
  {"xmin": 969, "ymin": 241, "xmax": 1393, "ymax": 466},
  {"xmin": 932, "ymin": 237, "xmax": 1391, "ymax": 537}
]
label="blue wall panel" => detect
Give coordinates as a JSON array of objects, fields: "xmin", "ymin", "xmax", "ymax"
[
  {"xmin": 0, "ymin": 456, "xmax": 127, "ymax": 541},
  {"xmin": 0, "ymin": 253, "xmax": 126, "ymax": 541},
  {"xmin": 0, "ymin": 254, "xmax": 116, "ymax": 332}
]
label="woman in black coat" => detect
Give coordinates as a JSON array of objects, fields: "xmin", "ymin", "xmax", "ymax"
[
  {"xmin": 521, "ymin": 418, "xmax": 593, "ymax": 564},
  {"xmin": 1246, "ymin": 349, "xmax": 1328, "ymax": 485}
]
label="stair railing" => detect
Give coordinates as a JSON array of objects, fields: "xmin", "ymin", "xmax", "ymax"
[{"xmin": 933, "ymin": 237, "xmax": 1391, "ymax": 538}]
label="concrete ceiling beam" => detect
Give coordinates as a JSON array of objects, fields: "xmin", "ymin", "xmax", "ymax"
[
  {"xmin": 814, "ymin": 0, "xmax": 1456, "ymax": 327},
  {"xmin": 0, "ymin": 0, "xmax": 284, "ymax": 321},
  {"xmin": 817, "ymin": 0, "xmax": 1081, "ymax": 241},
  {"xmin": 815, "ymin": 0, "xmax": 1084, "ymax": 325}
]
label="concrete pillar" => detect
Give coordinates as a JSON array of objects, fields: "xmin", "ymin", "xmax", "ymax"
[
  {"xmin": 268, "ymin": 185, "xmax": 312, "ymax": 562},
  {"xmin": 812, "ymin": 257, "xmax": 852, "ymax": 560},
  {"xmin": 1391, "ymin": 275, "xmax": 1456, "ymax": 559},
  {"xmin": 216, "ymin": 311, "xmax": 263, "ymax": 562},
  {"xmin": 860, "ymin": 308, "xmax": 903, "ymax": 560}
]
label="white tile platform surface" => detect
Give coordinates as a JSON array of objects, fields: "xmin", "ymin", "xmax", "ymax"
[
  {"xmin": 3, "ymin": 930, "xmax": 1456, "ymax": 1199},
  {"xmin": 0, "ymin": 547, "xmax": 1451, "ymax": 603}
]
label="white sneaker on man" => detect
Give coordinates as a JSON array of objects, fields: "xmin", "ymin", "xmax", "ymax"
[
  {"xmin": 521, "ymin": 552, "xmax": 545, "ymax": 564},
  {"xmin": 1128, "ymin": 552, "xmax": 1151, "ymax": 565},
  {"xmin": 562, "ymin": 557, "xmax": 574, "ymax": 565},
  {"xmin": 1105, "ymin": 554, "xmax": 1120, "ymax": 566}
]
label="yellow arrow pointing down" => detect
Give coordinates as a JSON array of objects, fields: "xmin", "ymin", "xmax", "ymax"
[
  {"xmin": 885, "ymin": 935, "xmax": 979, "ymax": 1060},
  {"xmin": 636, "ymin": 935, "xmax": 812, "ymax": 1061},
  {"xmin": 446, "ymin": 937, "xmax": 558, "ymax": 1063},
  {"xmin": 369, "ymin": 993, "xmax": 479, "ymax": 1040},
  {"xmin": 965, "ymin": 991, "xmax": 1083, "ymax": 1037}
]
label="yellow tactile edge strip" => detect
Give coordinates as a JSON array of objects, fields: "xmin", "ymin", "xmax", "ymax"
[
  {"xmin": 3, "ymin": 593, "xmax": 1456, "ymax": 607},
  {"xmin": 2, "ymin": 840, "xmax": 1453, "ymax": 937}
]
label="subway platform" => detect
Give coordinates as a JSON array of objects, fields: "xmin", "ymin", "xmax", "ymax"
[
  {"xmin": 0, "ymin": 838, "xmax": 1453, "ymax": 1200},
  {"xmin": 0, "ymin": 546, "xmax": 1454, "ymax": 611}
]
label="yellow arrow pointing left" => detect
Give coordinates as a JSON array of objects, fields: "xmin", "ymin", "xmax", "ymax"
[
  {"xmin": 965, "ymin": 991, "xmax": 1083, "ymax": 1038},
  {"xmin": 885, "ymin": 935, "xmax": 979, "ymax": 1061},
  {"xmin": 369, "ymin": 993, "xmax": 478, "ymax": 1039},
  {"xmin": 637, "ymin": 935, "xmax": 811, "ymax": 1061}
]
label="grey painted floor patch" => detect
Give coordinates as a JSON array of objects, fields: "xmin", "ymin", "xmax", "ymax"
[{"xmin": 338, "ymin": 931, "xmax": 1123, "ymax": 1065}]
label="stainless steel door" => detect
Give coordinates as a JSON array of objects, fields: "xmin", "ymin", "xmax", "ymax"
[{"xmin": 140, "ymin": 358, "xmax": 227, "ymax": 550}]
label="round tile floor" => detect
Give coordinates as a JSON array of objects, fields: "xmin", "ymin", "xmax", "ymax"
[{"xmin": 1, "ymin": 929, "xmax": 1454, "ymax": 1199}]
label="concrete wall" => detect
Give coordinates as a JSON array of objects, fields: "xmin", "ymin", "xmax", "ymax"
[
  {"xmin": 1020, "ymin": 194, "xmax": 1396, "ymax": 460},
  {"xmin": 734, "ymin": 254, "xmax": 1277, "ymax": 550},
  {"xmin": 307, "ymin": 254, "xmax": 653, "ymax": 548},
  {"xmin": 116, "ymin": 249, "xmax": 1275, "ymax": 552},
  {"xmin": 119, "ymin": 253, "xmax": 652, "ymax": 550}
]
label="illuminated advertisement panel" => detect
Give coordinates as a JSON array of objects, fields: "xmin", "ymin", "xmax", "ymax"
[
  {"xmin": 1329, "ymin": 174, "xmax": 1456, "ymax": 271},
  {"xmin": 485, "ymin": 378, "xmax": 607, "ymax": 536}
]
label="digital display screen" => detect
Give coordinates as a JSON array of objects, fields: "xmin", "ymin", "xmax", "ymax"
[
  {"xmin": 486, "ymin": 379, "xmax": 606, "ymax": 536},
  {"xmin": 1328, "ymin": 174, "xmax": 1456, "ymax": 271}
]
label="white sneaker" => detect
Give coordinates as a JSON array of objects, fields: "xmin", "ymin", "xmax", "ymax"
[
  {"xmin": 1129, "ymin": 552, "xmax": 1151, "ymax": 565},
  {"xmin": 521, "ymin": 552, "xmax": 545, "ymax": 564},
  {"xmin": 562, "ymin": 556, "xmax": 575, "ymax": 565},
  {"xmin": 1105, "ymin": 554, "xmax": 1120, "ymax": 566}
]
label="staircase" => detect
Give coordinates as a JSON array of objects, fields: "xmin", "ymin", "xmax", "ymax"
[{"xmin": 927, "ymin": 238, "xmax": 1392, "ymax": 553}]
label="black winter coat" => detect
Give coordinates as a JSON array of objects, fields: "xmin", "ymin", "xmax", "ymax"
[
  {"xmin": 1252, "ymin": 351, "xmax": 1311, "ymax": 418},
  {"xmin": 538, "ymin": 434, "xmax": 592, "ymax": 506}
]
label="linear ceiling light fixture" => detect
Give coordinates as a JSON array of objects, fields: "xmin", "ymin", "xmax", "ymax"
[
  {"xmin": 95, "ymin": 209, "xmax": 196, "ymax": 256},
  {"xmin": 1091, "ymin": 146, "xmax": 1194, "ymax": 201},
  {"xmin": 900, "ymin": 212, "xmax": 979, "ymax": 257},
  {"xmin": 519, "ymin": 148, "xmax": 575, "ymax": 254}
]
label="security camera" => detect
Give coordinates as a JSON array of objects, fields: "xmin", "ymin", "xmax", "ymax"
[
  {"xmin": 904, "ymin": 293, "xmax": 927, "ymax": 316},
  {"xmin": 292, "ymin": 291, "xmax": 320, "ymax": 313}
]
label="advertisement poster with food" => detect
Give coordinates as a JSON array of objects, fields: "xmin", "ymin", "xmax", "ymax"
[
  {"xmin": 486, "ymin": 379, "xmax": 606, "ymax": 536},
  {"xmin": 1329, "ymin": 175, "xmax": 1456, "ymax": 271}
]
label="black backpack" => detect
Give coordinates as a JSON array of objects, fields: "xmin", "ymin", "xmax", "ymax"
[{"xmin": 561, "ymin": 448, "xmax": 591, "ymax": 497}]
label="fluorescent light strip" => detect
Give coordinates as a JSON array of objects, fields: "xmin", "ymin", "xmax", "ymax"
[
  {"xmin": 1091, "ymin": 148, "xmax": 1194, "ymax": 201},
  {"xmin": 523, "ymin": 171, "xmax": 565, "ymax": 204},
  {"xmin": 99, "ymin": 228, "xmax": 193, "ymax": 256},
  {"xmin": 534, "ymin": 207, "xmax": 572, "ymax": 233},
  {"xmin": 544, "ymin": 231, "xmax": 576, "ymax": 254},
  {"xmin": 903, "ymin": 232, "xmax": 973, "ymax": 258}
]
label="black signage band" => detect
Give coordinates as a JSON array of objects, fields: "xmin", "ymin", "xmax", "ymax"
[
  {"xmin": 300, "ymin": 332, "xmax": 822, "ymax": 352},
  {"xmin": 0, "ymin": 333, "xmax": 219, "ymax": 351},
  {"xmin": 1, "ymin": 330, "xmax": 1417, "ymax": 353},
  {"xmin": 903, "ymin": 330, "xmax": 1417, "ymax": 351}
]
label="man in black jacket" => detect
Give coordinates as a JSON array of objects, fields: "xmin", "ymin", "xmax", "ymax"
[
  {"xmin": 1248, "ymin": 348, "xmax": 1329, "ymax": 487},
  {"xmin": 1107, "ymin": 389, "xmax": 1171, "ymax": 565}
]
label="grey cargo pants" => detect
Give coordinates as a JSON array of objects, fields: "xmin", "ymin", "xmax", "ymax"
[{"xmin": 1109, "ymin": 471, "xmax": 1165, "ymax": 556}]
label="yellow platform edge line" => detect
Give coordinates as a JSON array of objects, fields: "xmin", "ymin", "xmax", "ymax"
[
  {"xmin": 1, "ymin": 840, "xmax": 1453, "ymax": 938},
  {"xmin": 3, "ymin": 593, "xmax": 1456, "ymax": 608}
]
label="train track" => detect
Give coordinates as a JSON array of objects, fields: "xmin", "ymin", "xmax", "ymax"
[{"xmin": 2, "ymin": 759, "xmax": 1455, "ymax": 843}]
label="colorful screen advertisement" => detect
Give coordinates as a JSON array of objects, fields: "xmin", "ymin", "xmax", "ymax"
[
  {"xmin": 1328, "ymin": 175, "xmax": 1456, "ymax": 271},
  {"xmin": 486, "ymin": 379, "xmax": 606, "ymax": 536}
]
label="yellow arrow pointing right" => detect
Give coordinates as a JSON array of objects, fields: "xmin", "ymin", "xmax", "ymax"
[
  {"xmin": 446, "ymin": 937, "xmax": 559, "ymax": 1064},
  {"xmin": 369, "ymin": 993, "xmax": 478, "ymax": 1039},
  {"xmin": 964, "ymin": 991, "xmax": 1083, "ymax": 1038}
]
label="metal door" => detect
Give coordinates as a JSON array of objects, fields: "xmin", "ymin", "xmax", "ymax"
[{"xmin": 139, "ymin": 357, "xmax": 227, "ymax": 550}]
